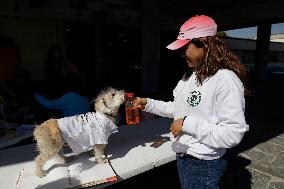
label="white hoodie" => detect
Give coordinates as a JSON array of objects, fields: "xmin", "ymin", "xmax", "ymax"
[
  {"xmin": 144, "ymin": 69, "xmax": 249, "ymax": 160},
  {"xmin": 58, "ymin": 112, "xmax": 117, "ymax": 155}
]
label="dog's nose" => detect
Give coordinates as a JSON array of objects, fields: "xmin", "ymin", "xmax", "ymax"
[{"xmin": 121, "ymin": 90, "xmax": 126, "ymax": 95}]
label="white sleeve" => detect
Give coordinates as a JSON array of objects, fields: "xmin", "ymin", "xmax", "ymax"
[
  {"xmin": 143, "ymin": 98, "xmax": 175, "ymax": 118},
  {"xmin": 143, "ymin": 80, "xmax": 184, "ymax": 118},
  {"xmin": 182, "ymin": 80, "xmax": 249, "ymax": 149}
]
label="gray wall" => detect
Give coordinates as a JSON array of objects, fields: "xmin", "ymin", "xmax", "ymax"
[{"xmin": 0, "ymin": 18, "xmax": 65, "ymax": 81}]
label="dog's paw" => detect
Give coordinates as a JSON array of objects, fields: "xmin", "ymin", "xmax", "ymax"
[
  {"xmin": 36, "ymin": 170, "xmax": 47, "ymax": 178},
  {"xmin": 96, "ymin": 157, "xmax": 108, "ymax": 164}
]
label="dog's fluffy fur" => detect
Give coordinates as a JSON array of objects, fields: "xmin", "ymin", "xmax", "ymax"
[{"xmin": 33, "ymin": 88, "xmax": 125, "ymax": 178}]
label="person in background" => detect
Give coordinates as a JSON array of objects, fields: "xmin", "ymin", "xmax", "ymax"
[
  {"xmin": 43, "ymin": 46, "xmax": 83, "ymax": 97},
  {"xmin": 44, "ymin": 46, "xmax": 64, "ymax": 84},
  {"xmin": 35, "ymin": 73, "xmax": 90, "ymax": 117},
  {"xmin": 134, "ymin": 15, "xmax": 249, "ymax": 188}
]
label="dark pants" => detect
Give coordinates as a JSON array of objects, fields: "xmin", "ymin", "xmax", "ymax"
[{"xmin": 176, "ymin": 154, "xmax": 227, "ymax": 189}]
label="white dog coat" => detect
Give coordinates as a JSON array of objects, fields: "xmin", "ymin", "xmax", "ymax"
[{"xmin": 58, "ymin": 112, "xmax": 118, "ymax": 155}]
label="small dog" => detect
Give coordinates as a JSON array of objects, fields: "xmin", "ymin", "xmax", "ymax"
[{"xmin": 33, "ymin": 88, "xmax": 125, "ymax": 178}]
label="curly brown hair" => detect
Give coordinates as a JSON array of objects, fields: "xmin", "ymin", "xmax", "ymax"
[{"xmin": 185, "ymin": 36, "xmax": 249, "ymax": 96}]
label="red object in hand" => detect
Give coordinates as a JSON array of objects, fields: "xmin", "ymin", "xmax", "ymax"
[{"xmin": 125, "ymin": 92, "xmax": 141, "ymax": 125}]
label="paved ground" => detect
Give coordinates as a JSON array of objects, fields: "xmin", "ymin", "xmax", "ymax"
[{"xmin": 226, "ymin": 123, "xmax": 284, "ymax": 189}]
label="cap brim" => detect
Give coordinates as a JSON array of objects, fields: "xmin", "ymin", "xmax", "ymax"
[{"xmin": 166, "ymin": 39, "xmax": 190, "ymax": 50}]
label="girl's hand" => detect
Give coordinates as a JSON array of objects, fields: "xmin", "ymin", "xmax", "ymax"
[
  {"xmin": 133, "ymin": 97, "xmax": 147, "ymax": 110},
  {"xmin": 170, "ymin": 118, "xmax": 184, "ymax": 138}
]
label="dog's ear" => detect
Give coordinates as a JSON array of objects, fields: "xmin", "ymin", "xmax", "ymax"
[
  {"xmin": 102, "ymin": 97, "xmax": 113, "ymax": 114},
  {"xmin": 95, "ymin": 97, "xmax": 113, "ymax": 114}
]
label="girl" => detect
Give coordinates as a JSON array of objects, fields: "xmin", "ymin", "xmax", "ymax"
[{"xmin": 134, "ymin": 15, "xmax": 249, "ymax": 189}]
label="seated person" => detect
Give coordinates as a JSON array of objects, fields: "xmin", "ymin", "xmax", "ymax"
[{"xmin": 35, "ymin": 73, "xmax": 90, "ymax": 117}]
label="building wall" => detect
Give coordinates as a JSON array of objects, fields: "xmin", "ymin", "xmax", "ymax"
[
  {"xmin": 0, "ymin": 18, "xmax": 65, "ymax": 81},
  {"xmin": 222, "ymin": 37, "xmax": 284, "ymax": 66}
]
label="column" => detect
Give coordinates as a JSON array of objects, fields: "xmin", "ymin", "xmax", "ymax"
[
  {"xmin": 141, "ymin": 0, "xmax": 160, "ymax": 93},
  {"xmin": 93, "ymin": 12, "xmax": 106, "ymax": 88},
  {"xmin": 254, "ymin": 23, "xmax": 272, "ymax": 81}
]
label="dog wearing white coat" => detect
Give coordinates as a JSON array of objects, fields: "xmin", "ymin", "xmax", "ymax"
[{"xmin": 33, "ymin": 87, "xmax": 125, "ymax": 177}]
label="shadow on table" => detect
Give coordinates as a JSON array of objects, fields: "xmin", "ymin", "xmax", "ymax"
[
  {"xmin": 105, "ymin": 161, "xmax": 180, "ymax": 189},
  {"xmin": 36, "ymin": 177, "xmax": 80, "ymax": 189},
  {"xmin": 106, "ymin": 118, "xmax": 173, "ymax": 161}
]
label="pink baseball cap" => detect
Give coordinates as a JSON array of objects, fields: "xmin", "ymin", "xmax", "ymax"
[{"xmin": 166, "ymin": 15, "xmax": 217, "ymax": 50}]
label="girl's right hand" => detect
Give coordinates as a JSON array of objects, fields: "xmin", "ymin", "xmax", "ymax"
[{"xmin": 134, "ymin": 97, "xmax": 147, "ymax": 110}]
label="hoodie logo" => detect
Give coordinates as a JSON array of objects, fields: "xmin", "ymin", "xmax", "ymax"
[{"xmin": 187, "ymin": 91, "xmax": 201, "ymax": 107}]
